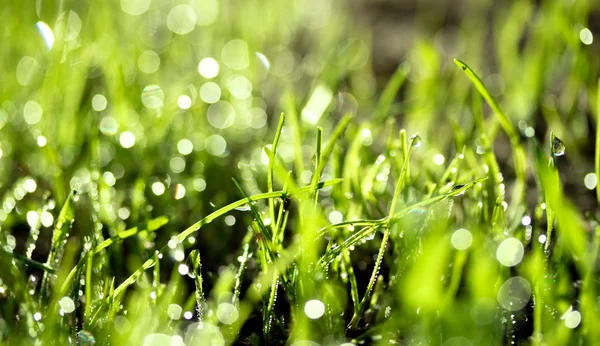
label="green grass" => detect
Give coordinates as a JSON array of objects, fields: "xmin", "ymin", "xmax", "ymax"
[{"xmin": 1, "ymin": 0, "xmax": 600, "ymax": 345}]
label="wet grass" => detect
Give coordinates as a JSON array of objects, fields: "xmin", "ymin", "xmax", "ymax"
[{"xmin": 1, "ymin": 0, "xmax": 600, "ymax": 345}]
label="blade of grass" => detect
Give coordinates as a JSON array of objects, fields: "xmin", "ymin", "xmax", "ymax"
[
  {"xmin": 189, "ymin": 250, "xmax": 206, "ymax": 321},
  {"xmin": 376, "ymin": 63, "xmax": 410, "ymax": 118},
  {"xmin": 40, "ymin": 191, "xmax": 76, "ymax": 302},
  {"xmin": 268, "ymin": 113, "xmax": 285, "ymax": 234},
  {"xmin": 348, "ymin": 133, "xmax": 418, "ymax": 328},
  {"xmin": 454, "ymin": 58, "xmax": 527, "ymax": 213},
  {"xmin": 88, "ymin": 179, "xmax": 343, "ymax": 326},
  {"xmin": 59, "ymin": 216, "xmax": 169, "ymax": 295}
]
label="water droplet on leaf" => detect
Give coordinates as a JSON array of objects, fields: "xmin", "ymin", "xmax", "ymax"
[{"xmin": 552, "ymin": 136, "xmax": 565, "ymax": 156}]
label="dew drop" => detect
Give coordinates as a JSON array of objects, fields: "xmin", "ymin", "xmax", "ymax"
[
  {"xmin": 411, "ymin": 134, "xmax": 422, "ymax": 147},
  {"xmin": 552, "ymin": 136, "xmax": 565, "ymax": 156}
]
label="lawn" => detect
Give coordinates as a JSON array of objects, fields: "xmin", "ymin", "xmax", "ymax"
[{"xmin": 0, "ymin": 0, "xmax": 599, "ymax": 345}]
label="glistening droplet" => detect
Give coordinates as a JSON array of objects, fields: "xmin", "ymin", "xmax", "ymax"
[
  {"xmin": 552, "ymin": 136, "xmax": 565, "ymax": 156},
  {"xmin": 411, "ymin": 134, "xmax": 422, "ymax": 148}
]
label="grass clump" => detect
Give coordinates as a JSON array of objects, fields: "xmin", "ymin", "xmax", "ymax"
[{"xmin": 1, "ymin": 1, "xmax": 600, "ymax": 345}]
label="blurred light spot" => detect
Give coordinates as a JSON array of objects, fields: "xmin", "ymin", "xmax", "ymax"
[
  {"xmin": 168, "ymin": 304, "xmax": 183, "ymax": 321},
  {"xmin": 174, "ymin": 184, "xmax": 186, "ymax": 199},
  {"xmin": 92, "ymin": 94, "xmax": 107, "ymax": 111},
  {"xmin": 167, "ymin": 5, "xmax": 196, "ymax": 35},
  {"xmin": 301, "ymin": 84, "xmax": 333, "ymax": 125},
  {"xmin": 584, "ymin": 173, "xmax": 597, "ymax": 190},
  {"xmin": 120, "ymin": 0, "xmax": 150, "ymax": 15},
  {"xmin": 141, "ymin": 85, "xmax": 164, "ymax": 109},
  {"xmin": 249, "ymin": 107, "xmax": 267, "ymax": 129},
  {"xmin": 304, "ymin": 299, "xmax": 325, "ymax": 319},
  {"xmin": 562, "ymin": 308, "xmax": 581, "ymax": 329},
  {"xmin": 27, "ymin": 211, "xmax": 39, "ymax": 228},
  {"xmin": 227, "ymin": 75, "xmax": 252, "ymax": 99},
  {"xmin": 33, "ymin": 312, "xmax": 42, "ymax": 321},
  {"xmin": 328, "ymin": 210, "xmax": 343, "ymax": 224},
  {"xmin": 152, "ymin": 182, "xmax": 165, "ymax": 196},
  {"xmin": 521, "ymin": 215, "xmax": 531, "ymax": 226},
  {"xmin": 205, "ymin": 135, "xmax": 226, "ymax": 156},
  {"xmin": 580, "ymin": 28, "xmax": 593, "ymax": 45},
  {"xmin": 35, "ymin": 21, "xmax": 55, "ymax": 50},
  {"xmin": 300, "ymin": 170, "xmax": 313, "ymax": 184},
  {"xmin": 142, "ymin": 334, "xmax": 173, "ymax": 346},
  {"xmin": 255, "ymin": 52, "xmax": 270, "ymax": 70},
  {"xmin": 193, "ymin": 178, "xmax": 206, "ymax": 192},
  {"xmin": 118, "ymin": 207, "xmax": 130, "ymax": 220},
  {"xmin": 41, "ymin": 211, "xmax": 54, "ymax": 227},
  {"xmin": 138, "ymin": 50, "xmax": 161, "ymax": 74},
  {"xmin": 119, "ymin": 131, "xmax": 135, "ymax": 148},
  {"xmin": 55, "ymin": 11, "xmax": 82, "ymax": 41},
  {"xmin": 222, "ymin": 39, "xmax": 249, "ymax": 70},
  {"xmin": 184, "ymin": 311, "xmax": 193, "ymax": 320},
  {"xmin": 224, "ymin": 215, "xmax": 236, "ymax": 226},
  {"xmin": 24, "ymin": 101, "xmax": 43, "ymax": 125},
  {"xmin": 24, "ymin": 178, "xmax": 37, "ymax": 193},
  {"xmin": 451, "ymin": 228, "xmax": 472, "ymax": 250},
  {"xmin": 216, "ymin": 303, "xmax": 239, "ymax": 324},
  {"xmin": 524, "ymin": 127, "xmax": 535, "ymax": 137},
  {"xmin": 37, "ymin": 136, "xmax": 47, "ymax": 147},
  {"xmin": 198, "ymin": 57, "xmax": 219, "ymax": 78},
  {"xmin": 200, "ymin": 82, "xmax": 221, "ymax": 104},
  {"xmin": 496, "ymin": 238, "xmax": 524, "ymax": 267},
  {"xmin": 433, "ymin": 154, "xmax": 445, "ymax": 165},
  {"xmin": 177, "ymin": 95, "xmax": 192, "ymax": 110},
  {"xmin": 99, "ymin": 116, "xmax": 119, "ymax": 135},
  {"xmin": 538, "ymin": 234, "xmax": 547, "ymax": 244},
  {"xmin": 207, "ymin": 101, "xmax": 235, "ymax": 129},
  {"xmin": 59, "ymin": 297, "xmax": 75, "ymax": 313},
  {"xmin": 170, "ymin": 157, "xmax": 186, "ymax": 173},
  {"xmin": 360, "ymin": 128, "xmax": 373, "ymax": 146},
  {"xmin": 191, "ymin": 0, "xmax": 219, "ymax": 26},
  {"xmin": 177, "ymin": 264, "xmax": 189, "ymax": 276},
  {"xmin": 177, "ymin": 139, "xmax": 194, "ymax": 155},
  {"xmin": 16, "ymin": 57, "xmax": 40, "ymax": 86},
  {"xmin": 497, "ymin": 276, "xmax": 531, "ymax": 311}
]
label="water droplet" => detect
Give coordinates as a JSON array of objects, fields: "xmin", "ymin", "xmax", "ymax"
[
  {"xmin": 580, "ymin": 28, "xmax": 593, "ymax": 45},
  {"xmin": 552, "ymin": 136, "xmax": 565, "ymax": 156},
  {"xmin": 584, "ymin": 173, "xmax": 597, "ymax": 190},
  {"xmin": 59, "ymin": 296, "xmax": 75, "ymax": 313},
  {"xmin": 411, "ymin": 134, "xmax": 422, "ymax": 147},
  {"xmin": 77, "ymin": 330, "xmax": 95, "ymax": 345}
]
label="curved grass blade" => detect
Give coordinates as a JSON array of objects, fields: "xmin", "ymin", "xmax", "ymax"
[
  {"xmin": 454, "ymin": 58, "xmax": 526, "ymax": 211},
  {"xmin": 268, "ymin": 113, "xmax": 285, "ymax": 233}
]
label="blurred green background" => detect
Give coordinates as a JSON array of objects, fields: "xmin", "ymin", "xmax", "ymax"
[{"xmin": 1, "ymin": 0, "xmax": 599, "ymax": 345}]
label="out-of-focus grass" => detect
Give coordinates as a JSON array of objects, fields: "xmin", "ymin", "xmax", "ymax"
[{"xmin": 0, "ymin": 0, "xmax": 599, "ymax": 345}]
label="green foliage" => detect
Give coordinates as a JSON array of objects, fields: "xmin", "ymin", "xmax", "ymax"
[{"xmin": 0, "ymin": 0, "xmax": 599, "ymax": 345}]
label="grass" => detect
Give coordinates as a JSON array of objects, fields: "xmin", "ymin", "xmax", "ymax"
[{"xmin": 1, "ymin": 0, "xmax": 600, "ymax": 345}]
